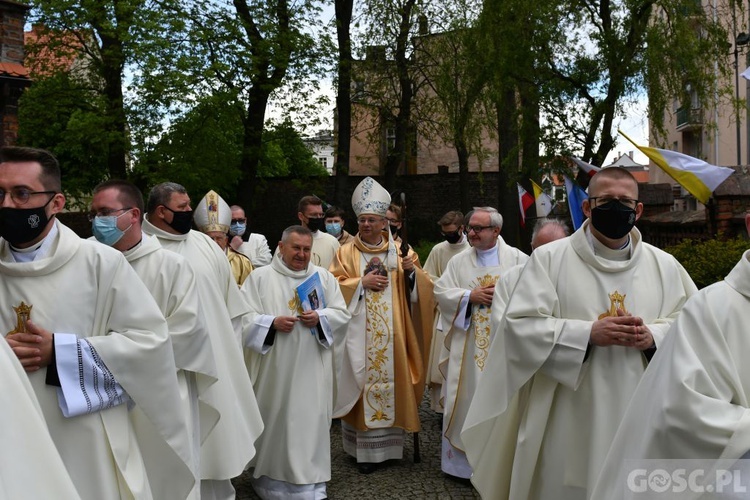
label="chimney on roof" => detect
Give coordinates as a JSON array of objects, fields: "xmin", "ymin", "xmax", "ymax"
[{"xmin": 629, "ymin": 151, "xmax": 634, "ymax": 159}]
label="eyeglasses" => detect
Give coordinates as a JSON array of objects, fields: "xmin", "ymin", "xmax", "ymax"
[
  {"xmin": 589, "ymin": 197, "xmax": 639, "ymax": 210},
  {"xmin": 231, "ymin": 218, "xmax": 246, "ymax": 224},
  {"xmin": 0, "ymin": 187, "xmax": 57, "ymax": 206},
  {"xmin": 467, "ymin": 225, "xmax": 494, "ymax": 233},
  {"xmin": 357, "ymin": 217, "xmax": 385, "ymax": 225},
  {"xmin": 87, "ymin": 207, "xmax": 132, "ymax": 221},
  {"xmin": 385, "ymin": 217, "xmax": 400, "ymax": 224}
]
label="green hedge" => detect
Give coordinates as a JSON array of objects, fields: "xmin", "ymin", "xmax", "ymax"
[{"xmin": 663, "ymin": 235, "xmax": 750, "ymax": 289}]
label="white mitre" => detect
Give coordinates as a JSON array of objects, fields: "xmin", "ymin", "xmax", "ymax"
[
  {"xmin": 194, "ymin": 190, "xmax": 231, "ymax": 234},
  {"xmin": 351, "ymin": 177, "xmax": 398, "ymax": 269},
  {"xmin": 351, "ymin": 177, "xmax": 391, "ymax": 217}
]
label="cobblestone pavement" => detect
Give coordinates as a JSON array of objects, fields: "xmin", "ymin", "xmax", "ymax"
[{"xmin": 233, "ymin": 393, "xmax": 481, "ymax": 499}]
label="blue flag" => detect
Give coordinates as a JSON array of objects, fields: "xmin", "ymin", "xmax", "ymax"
[{"xmin": 564, "ymin": 175, "xmax": 588, "ymax": 230}]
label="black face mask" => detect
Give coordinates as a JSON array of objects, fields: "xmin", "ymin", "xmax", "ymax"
[
  {"xmin": 389, "ymin": 224, "xmax": 400, "ymax": 237},
  {"xmin": 442, "ymin": 230, "xmax": 462, "ymax": 244},
  {"xmin": 590, "ymin": 200, "xmax": 637, "ymax": 239},
  {"xmin": 163, "ymin": 206, "xmax": 194, "ymax": 235},
  {"xmin": 0, "ymin": 196, "xmax": 55, "ymax": 247},
  {"xmin": 307, "ymin": 217, "xmax": 325, "ymax": 232}
]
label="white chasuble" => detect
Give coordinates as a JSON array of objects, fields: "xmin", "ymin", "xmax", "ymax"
[
  {"xmin": 240, "ymin": 255, "xmax": 350, "ymax": 486},
  {"xmin": 0, "ymin": 338, "xmax": 81, "ymax": 500},
  {"xmin": 423, "ymin": 238, "xmax": 470, "ymax": 412},
  {"xmin": 143, "ymin": 218, "xmax": 264, "ymax": 480},
  {"xmin": 460, "ymin": 221, "xmax": 697, "ymax": 500},
  {"xmin": 124, "ymin": 233, "xmax": 220, "ymax": 488},
  {"xmin": 0, "ymin": 221, "xmax": 193, "ymax": 500},
  {"xmin": 434, "ymin": 243, "xmax": 528, "ymax": 475},
  {"xmin": 592, "ymin": 250, "xmax": 750, "ymax": 499}
]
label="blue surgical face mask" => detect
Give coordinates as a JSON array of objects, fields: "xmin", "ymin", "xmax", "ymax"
[
  {"xmin": 230, "ymin": 222, "xmax": 246, "ymax": 236},
  {"xmin": 325, "ymin": 222, "xmax": 342, "ymax": 237},
  {"xmin": 92, "ymin": 210, "xmax": 132, "ymax": 246}
]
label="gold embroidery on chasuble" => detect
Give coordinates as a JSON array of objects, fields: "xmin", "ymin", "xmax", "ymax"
[
  {"xmin": 363, "ymin": 255, "xmax": 395, "ymax": 426},
  {"xmin": 288, "ymin": 292, "xmax": 303, "ymax": 314},
  {"xmin": 598, "ymin": 290, "xmax": 628, "ymax": 320},
  {"xmin": 7, "ymin": 302, "xmax": 32, "ymax": 336},
  {"xmin": 470, "ymin": 273, "xmax": 499, "ymax": 371}
]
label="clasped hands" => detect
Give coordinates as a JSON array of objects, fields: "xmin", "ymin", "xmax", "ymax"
[
  {"xmin": 469, "ymin": 284, "xmax": 494, "ymax": 307},
  {"xmin": 5, "ymin": 320, "xmax": 53, "ymax": 372},
  {"xmin": 273, "ymin": 310, "xmax": 319, "ymax": 332},
  {"xmin": 590, "ymin": 309, "xmax": 654, "ymax": 350}
]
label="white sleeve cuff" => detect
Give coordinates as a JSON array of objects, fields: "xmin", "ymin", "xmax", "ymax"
[
  {"xmin": 55, "ymin": 333, "xmax": 129, "ymax": 417},
  {"xmin": 244, "ymin": 314, "xmax": 275, "ymax": 354},
  {"xmin": 316, "ymin": 312, "xmax": 334, "ymax": 348},
  {"xmin": 539, "ymin": 319, "xmax": 591, "ymax": 389},
  {"xmin": 449, "ymin": 292, "xmax": 472, "ymax": 331}
]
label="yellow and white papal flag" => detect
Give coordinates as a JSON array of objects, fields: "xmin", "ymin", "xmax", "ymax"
[{"xmin": 619, "ymin": 130, "xmax": 734, "ymax": 204}]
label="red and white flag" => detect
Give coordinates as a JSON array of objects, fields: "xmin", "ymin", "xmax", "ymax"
[
  {"xmin": 571, "ymin": 157, "xmax": 601, "ymax": 178},
  {"xmin": 517, "ymin": 183, "xmax": 534, "ymax": 227}
]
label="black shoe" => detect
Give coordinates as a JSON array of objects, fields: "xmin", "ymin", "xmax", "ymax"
[{"xmin": 357, "ymin": 462, "xmax": 379, "ymax": 474}]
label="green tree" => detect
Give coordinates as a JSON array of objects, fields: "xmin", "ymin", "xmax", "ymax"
[
  {"xmin": 137, "ymin": 0, "xmax": 332, "ymax": 207},
  {"xmin": 17, "ymin": 72, "xmax": 110, "ymax": 207}
]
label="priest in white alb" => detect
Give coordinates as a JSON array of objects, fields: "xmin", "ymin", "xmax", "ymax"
[
  {"xmin": 143, "ymin": 181, "xmax": 264, "ymax": 500},
  {"xmin": 434, "ymin": 207, "xmax": 528, "ymax": 478},
  {"xmin": 591, "ymin": 211, "xmax": 750, "ymax": 499},
  {"xmin": 461, "ymin": 167, "xmax": 697, "ymax": 500},
  {"xmin": 0, "ymin": 333, "xmax": 82, "ymax": 500},
  {"xmin": 1, "ymin": 146, "xmax": 195, "ymax": 500},
  {"xmin": 90, "ymin": 179, "xmax": 220, "ymax": 499},
  {"xmin": 330, "ymin": 177, "xmax": 434, "ymax": 474},
  {"xmin": 241, "ymin": 225, "xmax": 351, "ymax": 499},
  {"xmin": 423, "ymin": 210, "xmax": 469, "ymax": 413},
  {"xmin": 461, "ymin": 218, "xmax": 569, "ymax": 496}
]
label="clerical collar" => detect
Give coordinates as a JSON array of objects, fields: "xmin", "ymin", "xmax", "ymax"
[
  {"xmin": 475, "ymin": 244, "xmax": 499, "ymax": 267},
  {"xmin": 122, "ymin": 238, "xmax": 144, "ymax": 257},
  {"xmin": 586, "ymin": 227, "xmax": 632, "ymax": 261},
  {"xmin": 362, "ymin": 237, "xmax": 384, "ymax": 249},
  {"xmin": 10, "ymin": 223, "xmax": 58, "ymax": 263}
]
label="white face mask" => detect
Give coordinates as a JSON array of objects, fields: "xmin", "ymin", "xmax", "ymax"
[
  {"xmin": 230, "ymin": 222, "xmax": 246, "ymax": 236},
  {"xmin": 325, "ymin": 222, "xmax": 342, "ymax": 237}
]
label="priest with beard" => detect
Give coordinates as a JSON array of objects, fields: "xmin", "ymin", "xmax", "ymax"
[
  {"xmin": 143, "ymin": 181, "xmax": 264, "ymax": 500},
  {"xmin": 240, "ymin": 225, "xmax": 351, "ymax": 500},
  {"xmin": 0, "ymin": 147, "xmax": 194, "ymax": 500},
  {"xmin": 462, "ymin": 167, "xmax": 697, "ymax": 500},
  {"xmin": 330, "ymin": 177, "xmax": 434, "ymax": 474}
]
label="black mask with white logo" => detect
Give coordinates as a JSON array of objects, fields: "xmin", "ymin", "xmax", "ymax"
[
  {"xmin": 0, "ymin": 196, "xmax": 55, "ymax": 246},
  {"xmin": 590, "ymin": 200, "xmax": 637, "ymax": 239}
]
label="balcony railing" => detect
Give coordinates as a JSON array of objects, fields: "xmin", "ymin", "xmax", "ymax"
[{"xmin": 676, "ymin": 106, "xmax": 703, "ymax": 131}]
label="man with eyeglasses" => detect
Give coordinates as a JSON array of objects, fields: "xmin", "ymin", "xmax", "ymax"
[
  {"xmin": 433, "ymin": 207, "xmax": 528, "ymax": 480},
  {"xmin": 0, "ymin": 147, "xmax": 195, "ymax": 499},
  {"xmin": 330, "ymin": 177, "xmax": 434, "ymax": 474},
  {"xmin": 423, "ymin": 210, "xmax": 470, "ymax": 413},
  {"xmin": 592, "ymin": 213, "xmax": 750, "ymax": 498},
  {"xmin": 469, "ymin": 167, "xmax": 697, "ymax": 500},
  {"xmin": 90, "ymin": 179, "xmax": 217, "ymax": 499},
  {"xmin": 229, "ymin": 204, "xmax": 272, "ymax": 267},
  {"xmin": 195, "ymin": 191, "xmax": 253, "ymax": 287},
  {"xmin": 143, "ymin": 182, "xmax": 263, "ymax": 500}
]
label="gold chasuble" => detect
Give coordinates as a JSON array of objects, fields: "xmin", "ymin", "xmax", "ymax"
[
  {"xmin": 227, "ymin": 247, "xmax": 253, "ymax": 286},
  {"xmin": 330, "ymin": 233, "xmax": 433, "ymax": 432}
]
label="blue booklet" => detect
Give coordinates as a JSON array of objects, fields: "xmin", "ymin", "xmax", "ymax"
[{"xmin": 296, "ymin": 272, "xmax": 326, "ymax": 335}]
